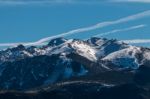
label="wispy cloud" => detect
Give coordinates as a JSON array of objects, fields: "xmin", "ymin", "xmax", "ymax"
[
  {"xmin": 0, "ymin": 10, "xmax": 150, "ymax": 47},
  {"xmin": 33, "ymin": 10, "xmax": 150, "ymax": 44},
  {"xmin": 0, "ymin": 0, "xmax": 74, "ymax": 5},
  {"xmin": 0, "ymin": 0, "xmax": 105, "ymax": 5},
  {"xmin": 122, "ymin": 39, "xmax": 150, "ymax": 44},
  {"xmin": 93, "ymin": 24, "xmax": 146, "ymax": 37},
  {"xmin": 0, "ymin": 0, "xmax": 150, "ymax": 5},
  {"xmin": 110, "ymin": 0, "xmax": 150, "ymax": 3}
]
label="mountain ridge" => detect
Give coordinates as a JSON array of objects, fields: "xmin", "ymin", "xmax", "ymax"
[{"xmin": 0, "ymin": 37, "xmax": 150, "ymax": 91}]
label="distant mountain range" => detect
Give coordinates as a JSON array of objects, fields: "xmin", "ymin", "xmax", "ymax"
[{"xmin": 0, "ymin": 37, "xmax": 150, "ymax": 99}]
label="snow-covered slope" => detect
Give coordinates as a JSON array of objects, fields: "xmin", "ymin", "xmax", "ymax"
[
  {"xmin": 69, "ymin": 40, "xmax": 97, "ymax": 61},
  {"xmin": 102, "ymin": 46, "xmax": 142, "ymax": 69}
]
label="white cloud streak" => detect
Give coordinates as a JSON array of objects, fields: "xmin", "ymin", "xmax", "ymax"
[
  {"xmin": 122, "ymin": 39, "xmax": 150, "ymax": 44},
  {"xmin": 93, "ymin": 24, "xmax": 146, "ymax": 37},
  {"xmin": 0, "ymin": 10, "xmax": 150, "ymax": 47},
  {"xmin": 0, "ymin": 0, "xmax": 109, "ymax": 5},
  {"xmin": 0, "ymin": 0, "xmax": 104, "ymax": 5},
  {"xmin": 111, "ymin": 0, "xmax": 150, "ymax": 3},
  {"xmin": 0, "ymin": 0, "xmax": 150, "ymax": 5},
  {"xmin": 0, "ymin": 0, "xmax": 74, "ymax": 5}
]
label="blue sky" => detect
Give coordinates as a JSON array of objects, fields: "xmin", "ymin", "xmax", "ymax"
[{"xmin": 0, "ymin": 0, "xmax": 150, "ymax": 48}]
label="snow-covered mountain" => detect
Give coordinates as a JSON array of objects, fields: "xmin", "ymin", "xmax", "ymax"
[
  {"xmin": 0, "ymin": 37, "xmax": 149, "ymax": 68},
  {"xmin": 0, "ymin": 37, "xmax": 150, "ymax": 90}
]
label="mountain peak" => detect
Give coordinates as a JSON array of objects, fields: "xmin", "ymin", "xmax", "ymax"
[
  {"xmin": 8, "ymin": 44, "xmax": 25, "ymax": 51},
  {"xmin": 47, "ymin": 37, "xmax": 67, "ymax": 46}
]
